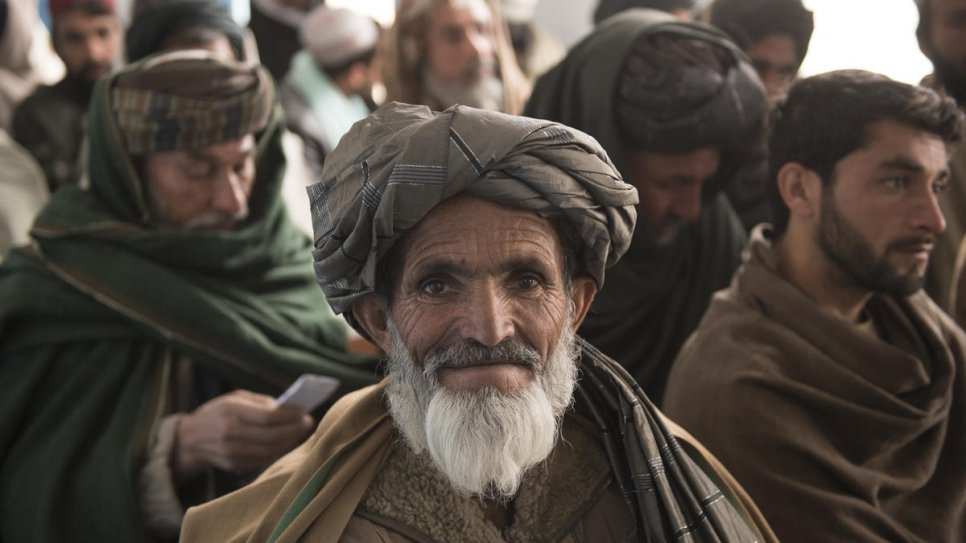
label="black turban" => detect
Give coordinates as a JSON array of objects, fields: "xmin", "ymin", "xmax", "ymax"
[
  {"xmin": 709, "ymin": 0, "xmax": 814, "ymax": 67},
  {"xmin": 526, "ymin": 9, "xmax": 765, "ymax": 196},
  {"xmin": 126, "ymin": 0, "xmax": 245, "ymax": 63}
]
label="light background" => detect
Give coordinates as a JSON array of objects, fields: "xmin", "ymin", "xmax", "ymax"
[{"xmin": 316, "ymin": 0, "xmax": 932, "ymax": 85}]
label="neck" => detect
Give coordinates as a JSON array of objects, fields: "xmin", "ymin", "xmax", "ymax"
[
  {"xmin": 773, "ymin": 225, "xmax": 872, "ymax": 323},
  {"xmin": 60, "ymin": 72, "xmax": 96, "ymax": 109}
]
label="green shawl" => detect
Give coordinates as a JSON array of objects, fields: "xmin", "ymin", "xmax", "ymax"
[
  {"xmin": 524, "ymin": 9, "xmax": 748, "ymax": 404},
  {"xmin": 0, "ymin": 63, "xmax": 379, "ymax": 543}
]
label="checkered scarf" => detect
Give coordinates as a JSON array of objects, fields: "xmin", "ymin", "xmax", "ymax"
[{"xmin": 111, "ymin": 51, "xmax": 274, "ymax": 154}]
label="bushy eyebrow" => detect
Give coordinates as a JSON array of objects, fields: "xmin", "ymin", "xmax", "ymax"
[
  {"xmin": 878, "ymin": 157, "xmax": 949, "ymax": 180},
  {"xmin": 878, "ymin": 157, "xmax": 925, "ymax": 173},
  {"xmin": 501, "ymin": 255, "xmax": 557, "ymax": 278},
  {"xmin": 186, "ymin": 147, "xmax": 254, "ymax": 164},
  {"xmin": 412, "ymin": 259, "xmax": 467, "ymax": 280},
  {"xmin": 409, "ymin": 254, "xmax": 557, "ymax": 281}
]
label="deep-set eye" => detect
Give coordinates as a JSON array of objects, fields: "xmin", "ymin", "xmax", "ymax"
[
  {"xmin": 516, "ymin": 275, "xmax": 542, "ymax": 290},
  {"xmin": 933, "ymin": 181, "xmax": 949, "ymax": 195},
  {"xmin": 185, "ymin": 163, "xmax": 212, "ymax": 180},
  {"xmin": 420, "ymin": 279, "xmax": 447, "ymax": 295},
  {"xmin": 882, "ymin": 176, "xmax": 907, "ymax": 190}
]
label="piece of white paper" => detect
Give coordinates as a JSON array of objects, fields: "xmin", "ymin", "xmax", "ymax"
[{"xmin": 275, "ymin": 374, "xmax": 340, "ymax": 411}]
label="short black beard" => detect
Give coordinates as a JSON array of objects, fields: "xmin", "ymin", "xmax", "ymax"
[
  {"xmin": 816, "ymin": 190, "xmax": 925, "ymax": 297},
  {"xmin": 61, "ymin": 71, "xmax": 97, "ymax": 109}
]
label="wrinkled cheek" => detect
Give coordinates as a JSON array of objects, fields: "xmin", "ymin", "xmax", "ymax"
[{"xmin": 390, "ymin": 305, "xmax": 443, "ymax": 361}]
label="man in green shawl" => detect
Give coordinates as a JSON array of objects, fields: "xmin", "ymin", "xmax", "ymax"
[
  {"xmin": 665, "ymin": 70, "xmax": 966, "ymax": 542},
  {"xmin": 180, "ymin": 102, "xmax": 777, "ymax": 542},
  {"xmin": 0, "ymin": 51, "xmax": 378, "ymax": 542},
  {"xmin": 524, "ymin": 9, "xmax": 766, "ymax": 404}
]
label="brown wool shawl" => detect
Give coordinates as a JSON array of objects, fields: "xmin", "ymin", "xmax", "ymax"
[
  {"xmin": 665, "ymin": 226, "xmax": 966, "ymax": 542},
  {"xmin": 180, "ymin": 344, "xmax": 776, "ymax": 542}
]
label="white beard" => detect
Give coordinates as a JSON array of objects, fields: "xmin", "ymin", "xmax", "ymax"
[
  {"xmin": 385, "ymin": 316, "xmax": 579, "ymax": 501},
  {"xmin": 422, "ymin": 68, "xmax": 506, "ymax": 112},
  {"xmin": 146, "ymin": 180, "xmax": 249, "ymax": 231}
]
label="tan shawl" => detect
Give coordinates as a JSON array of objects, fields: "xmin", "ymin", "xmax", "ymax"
[
  {"xmin": 666, "ymin": 226, "xmax": 966, "ymax": 542},
  {"xmin": 182, "ymin": 347, "xmax": 777, "ymax": 542}
]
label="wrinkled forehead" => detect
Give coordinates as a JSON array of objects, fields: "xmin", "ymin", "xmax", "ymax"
[{"xmin": 388, "ymin": 194, "xmax": 567, "ymax": 277}]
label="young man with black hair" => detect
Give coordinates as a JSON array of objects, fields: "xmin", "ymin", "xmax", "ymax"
[
  {"xmin": 665, "ymin": 69, "xmax": 966, "ymax": 543},
  {"xmin": 11, "ymin": 0, "xmax": 120, "ymax": 190}
]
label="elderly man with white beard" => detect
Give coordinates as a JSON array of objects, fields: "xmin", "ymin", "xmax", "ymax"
[
  {"xmin": 180, "ymin": 102, "xmax": 777, "ymax": 543},
  {"xmin": 381, "ymin": 0, "xmax": 530, "ymax": 114}
]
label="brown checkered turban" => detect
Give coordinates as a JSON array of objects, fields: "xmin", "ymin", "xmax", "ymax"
[
  {"xmin": 309, "ymin": 102, "xmax": 639, "ymax": 315},
  {"xmin": 111, "ymin": 51, "xmax": 274, "ymax": 155}
]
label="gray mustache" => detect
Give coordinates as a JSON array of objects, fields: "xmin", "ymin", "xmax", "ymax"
[{"xmin": 423, "ymin": 339, "xmax": 542, "ymax": 375}]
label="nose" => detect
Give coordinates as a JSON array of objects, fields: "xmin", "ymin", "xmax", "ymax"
[
  {"xmin": 211, "ymin": 169, "xmax": 248, "ymax": 217},
  {"xmin": 460, "ymin": 280, "xmax": 515, "ymax": 347},
  {"xmin": 916, "ymin": 189, "xmax": 946, "ymax": 235},
  {"xmin": 670, "ymin": 185, "xmax": 703, "ymax": 224},
  {"xmin": 465, "ymin": 30, "xmax": 493, "ymax": 69},
  {"xmin": 86, "ymin": 36, "xmax": 111, "ymax": 63}
]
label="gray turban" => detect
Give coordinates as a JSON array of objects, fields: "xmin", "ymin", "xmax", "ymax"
[{"xmin": 309, "ymin": 102, "xmax": 639, "ymax": 315}]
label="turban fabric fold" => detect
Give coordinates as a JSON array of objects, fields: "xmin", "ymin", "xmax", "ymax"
[{"xmin": 308, "ymin": 102, "xmax": 639, "ymax": 315}]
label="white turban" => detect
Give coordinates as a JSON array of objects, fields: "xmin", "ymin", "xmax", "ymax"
[{"xmin": 299, "ymin": 7, "xmax": 379, "ymax": 68}]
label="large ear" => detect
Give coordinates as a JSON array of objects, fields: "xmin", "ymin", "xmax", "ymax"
[
  {"xmin": 350, "ymin": 293, "xmax": 392, "ymax": 353},
  {"xmin": 776, "ymin": 162, "xmax": 822, "ymax": 223},
  {"xmin": 568, "ymin": 276, "xmax": 597, "ymax": 331}
]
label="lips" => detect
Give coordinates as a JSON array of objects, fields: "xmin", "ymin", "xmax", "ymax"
[
  {"xmin": 438, "ymin": 359, "xmax": 535, "ymax": 371},
  {"xmin": 890, "ymin": 239, "xmax": 933, "ymax": 255}
]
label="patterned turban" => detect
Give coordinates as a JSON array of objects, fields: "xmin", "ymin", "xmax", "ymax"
[
  {"xmin": 309, "ymin": 102, "xmax": 639, "ymax": 315},
  {"xmin": 111, "ymin": 50, "xmax": 274, "ymax": 155}
]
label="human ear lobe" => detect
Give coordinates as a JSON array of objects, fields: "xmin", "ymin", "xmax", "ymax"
[
  {"xmin": 568, "ymin": 276, "xmax": 597, "ymax": 330},
  {"xmin": 777, "ymin": 162, "xmax": 821, "ymax": 221},
  {"xmin": 350, "ymin": 294, "xmax": 391, "ymax": 353}
]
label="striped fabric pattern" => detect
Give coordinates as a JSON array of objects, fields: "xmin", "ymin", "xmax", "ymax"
[
  {"xmin": 112, "ymin": 87, "xmax": 269, "ymax": 154},
  {"xmin": 308, "ymin": 102, "xmax": 640, "ymax": 315}
]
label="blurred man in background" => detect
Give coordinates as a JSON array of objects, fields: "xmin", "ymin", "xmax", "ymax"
[
  {"xmin": 526, "ymin": 9, "xmax": 765, "ymax": 404},
  {"xmin": 12, "ymin": 0, "xmax": 120, "ymax": 191},
  {"xmin": 280, "ymin": 5, "xmax": 380, "ymax": 179},
  {"xmin": 382, "ymin": 0, "xmax": 529, "ymax": 113},
  {"xmin": 707, "ymin": 0, "xmax": 814, "ymax": 107}
]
